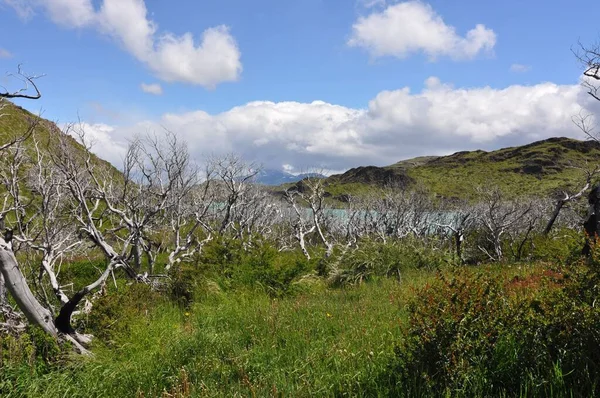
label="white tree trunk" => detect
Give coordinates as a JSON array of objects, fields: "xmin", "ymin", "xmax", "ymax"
[
  {"xmin": 0, "ymin": 237, "xmax": 57, "ymax": 336},
  {"xmin": 0, "ymin": 272, "xmax": 6, "ymax": 306}
]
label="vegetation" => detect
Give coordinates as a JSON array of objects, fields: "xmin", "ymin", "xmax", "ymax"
[
  {"xmin": 312, "ymin": 137, "xmax": 600, "ymax": 202},
  {"xmin": 1, "ymin": 38, "xmax": 600, "ymax": 397}
]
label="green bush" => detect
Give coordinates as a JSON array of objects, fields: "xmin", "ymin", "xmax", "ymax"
[
  {"xmin": 529, "ymin": 229, "xmax": 584, "ymax": 264},
  {"xmin": 327, "ymin": 239, "xmax": 451, "ymax": 287},
  {"xmin": 386, "ymin": 264, "xmax": 600, "ymax": 397},
  {"xmin": 83, "ymin": 283, "xmax": 161, "ymax": 343},
  {"xmin": 196, "ymin": 238, "xmax": 314, "ymax": 297}
]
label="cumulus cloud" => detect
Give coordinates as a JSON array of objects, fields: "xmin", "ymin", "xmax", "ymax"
[
  {"xmin": 69, "ymin": 122, "xmax": 129, "ymax": 166},
  {"xmin": 73, "ymin": 78, "xmax": 597, "ymax": 173},
  {"xmin": 510, "ymin": 63, "xmax": 532, "ymax": 73},
  {"xmin": 3, "ymin": 0, "xmax": 242, "ymax": 87},
  {"xmin": 348, "ymin": 1, "xmax": 496, "ymax": 60},
  {"xmin": 0, "ymin": 48, "xmax": 12, "ymax": 58},
  {"xmin": 140, "ymin": 83, "xmax": 163, "ymax": 95}
]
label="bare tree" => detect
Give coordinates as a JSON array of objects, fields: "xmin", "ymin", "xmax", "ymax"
[
  {"xmin": 544, "ymin": 163, "xmax": 600, "ymax": 235},
  {"xmin": 0, "ymin": 141, "xmax": 59, "ymax": 337},
  {"xmin": 209, "ymin": 154, "xmax": 260, "ymax": 235},
  {"xmin": 0, "ymin": 67, "xmax": 54, "ymax": 337},
  {"xmin": 165, "ymin": 164, "xmax": 215, "ymax": 271},
  {"xmin": 431, "ymin": 202, "xmax": 478, "ymax": 262},
  {"xmin": 574, "ymin": 39, "xmax": 600, "ymax": 102},
  {"xmin": 283, "ymin": 189, "xmax": 316, "ymax": 259},
  {"xmin": 475, "ymin": 187, "xmax": 540, "ymax": 262}
]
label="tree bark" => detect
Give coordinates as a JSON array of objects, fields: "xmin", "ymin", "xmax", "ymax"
[
  {"xmin": 0, "ymin": 272, "xmax": 6, "ymax": 306},
  {"xmin": 131, "ymin": 241, "xmax": 141, "ymax": 272},
  {"xmin": 544, "ymin": 200, "xmax": 564, "ymax": 235},
  {"xmin": 0, "ymin": 237, "xmax": 57, "ymax": 336},
  {"xmin": 455, "ymin": 231, "xmax": 463, "ymax": 262},
  {"xmin": 55, "ymin": 261, "xmax": 114, "ymax": 334}
]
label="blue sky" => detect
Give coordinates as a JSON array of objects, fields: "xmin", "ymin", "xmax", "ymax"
[{"xmin": 1, "ymin": 0, "xmax": 599, "ymax": 172}]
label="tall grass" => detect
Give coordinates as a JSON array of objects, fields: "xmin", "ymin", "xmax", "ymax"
[{"xmin": 1, "ymin": 276, "xmax": 420, "ymax": 397}]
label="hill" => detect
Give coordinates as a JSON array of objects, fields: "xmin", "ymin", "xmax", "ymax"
[
  {"xmin": 0, "ymin": 100, "xmax": 118, "ymax": 174},
  {"xmin": 317, "ymin": 137, "xmax": 600, "ymax": 200}
]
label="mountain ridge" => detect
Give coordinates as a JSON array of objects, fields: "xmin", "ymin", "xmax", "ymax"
[{"xmin": 316, "ymin": 136, "xmax": 600, "ymax": 200}]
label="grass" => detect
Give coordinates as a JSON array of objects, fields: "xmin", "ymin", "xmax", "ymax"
[
  {"xmin": 2, "ymin": 258, "xmax": 599, "ymax": 397},
  {"xmin": 0, "ymin": 274, "xmax": 426, "ymax": 397}
]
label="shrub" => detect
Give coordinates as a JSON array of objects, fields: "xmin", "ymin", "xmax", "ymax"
[
  {"xmin": 529, "ymin": 229, "xmax": 584, "ymax": 264},
  {"xmin": 83, "ymin": 283, "xmax": 161, "ymax": 343},
  {"xmin": 196, "ymin": 238, "xmax": 314, "ymax": 297},
  {"xmin": 327, "ymin": 239, "xmax": 451, "ymax": 287},
  {"xmin": 386, "ymin": 264, "xmax": 600, "ymax": 397}
]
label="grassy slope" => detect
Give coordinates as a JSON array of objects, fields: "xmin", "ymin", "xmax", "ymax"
[
  {"xmin": 2, "ymin": 278, "xmax": 412, "ymax": 397},
  {"xmin": 321, "ymin": 137, "xmax": 600, "ymax": 200},
  {"xmin": 0, "ymin": 100, "xmax": 118, "ymax": 174}
]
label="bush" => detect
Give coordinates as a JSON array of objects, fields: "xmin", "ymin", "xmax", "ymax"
[
  {"xmin": 529, "ymin": 229, "xmax": 584, "ymax": 264},
  {"xmin": 83, "ymin": 283, "xmax": 161, "ymax": 343},
  {"xmin": 196, "ymin": 238, "xmax": 314, "ymax": 297},
  {"xmin": 327, "ymin": 239, "xmax": 451, "ymax": 287},
  {"xmin": 385, "ymin": 263, "xmax": 600, "ymax": 397}
]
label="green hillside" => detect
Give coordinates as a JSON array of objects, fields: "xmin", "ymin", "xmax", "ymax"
[
  {"xmin": 319, "ymin": 137, "xmax": 600, "ymax": 200},
  {"xmin": 0, "ymin": 100, "xmax": 118, "ymax": 174}
]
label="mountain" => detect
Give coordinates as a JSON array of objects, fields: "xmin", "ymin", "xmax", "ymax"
[
  {"xmin": 319, "ymin": 137, "xmax": 600, "ymax": 200},
  {"xmin": 254, "ymin": 169, "xmax": 326, "ymax": 185}
]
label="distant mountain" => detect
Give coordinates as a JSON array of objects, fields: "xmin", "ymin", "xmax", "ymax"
[{"xmin": 254, "ymin": 169, "xmax": 326, "ymax": 185}]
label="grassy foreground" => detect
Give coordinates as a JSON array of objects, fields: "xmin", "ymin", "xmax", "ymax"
[
  {"xmin": 1, "ymin": 275, "xmax": 422, "ymax": 397},
  {"xmin": 2, "ymin": 248, "xmax": 600, "ymax": 397}
]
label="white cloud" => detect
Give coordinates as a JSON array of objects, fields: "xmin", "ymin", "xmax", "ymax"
[
  {"xmin": 3, "ymin": 0, "xmax": 242, "ymax": 87},
  {"xmin": 0, "ymin": 48, "xmax": 12, "ymax": 58},
  {"xmin": 140, "ymin": 82, "xmax": 163, "ymax": 95},
  {"xmin": 348, "ymin": 1, "xmax": 496, "ymax": 60},
  {"xmin": 2, "ymin": 0, "xmax": 34, "ymax": 20},
  {"xmin": 69, "ymin": 122, "xmax": 129, "ymax": 166},
  {"xmin": 73, "ymin": 78, "xmax": 598, "ymax": 172},
  {"xmin": 510, "ymin": 63, "xmax": 532, "ymax": 73}
]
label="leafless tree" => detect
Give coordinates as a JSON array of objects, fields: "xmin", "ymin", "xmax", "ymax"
[
  {"xmin": 544, "ymin": 163, "xmax": 600, "ymax": 235},
  {"xmin": 431, "ymin": 202, "xmax": 478, "ymax": 262},
  {"xmin": 475, "ymin": 187, "xmax": 542, "ymax": 261},
  {"xmin": 164, "ymin": 164, "xmax": 215, "ymax": 271},
  {"xmin": 209, "ymin": 154, "xmax": 260, "ymax": 235},
  {"xmin": 283, "ymin": 189, "xmax": 316, "ymax": 259},
  {"xmin": 574, "ymin": 39, "xmax": 600, "ymax": 102}
]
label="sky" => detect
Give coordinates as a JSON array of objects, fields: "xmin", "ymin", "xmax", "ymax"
[{"xmin": 1, "ymin": 0, "xmax": 600, "ymax": 174}]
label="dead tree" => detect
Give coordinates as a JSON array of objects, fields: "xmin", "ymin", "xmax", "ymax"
[
  {"xmin": 209, "ymin": 154, "xmax": 259, "ymax": 235},
  {"xmin": 165, "ymin": 164, "xmax": 215, "ymax": 271},
  {"xmin": 0, "ymin": 142, "xmax": 58, "ymax": 338},
  {"xmin": 431, "ymin": 204, "xmax": 478, "ymax": 262},
  {"xmin": 284, "ymin": 189, "xmax": 316, "ymax": 260},
  {"xmin": 0, "ymin": 69, "xmax": 56, "ymax": 337},
  {"xmin": 574, "ymin": 39, "xmax": 600, "ymax": 102},
  {"xmin": 475, "ymin": 187, "xmax": 537, "ymax": 262},
  {"xmin": 544, "ymin": 164, "xmax": 599, "ymax": 235}
]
